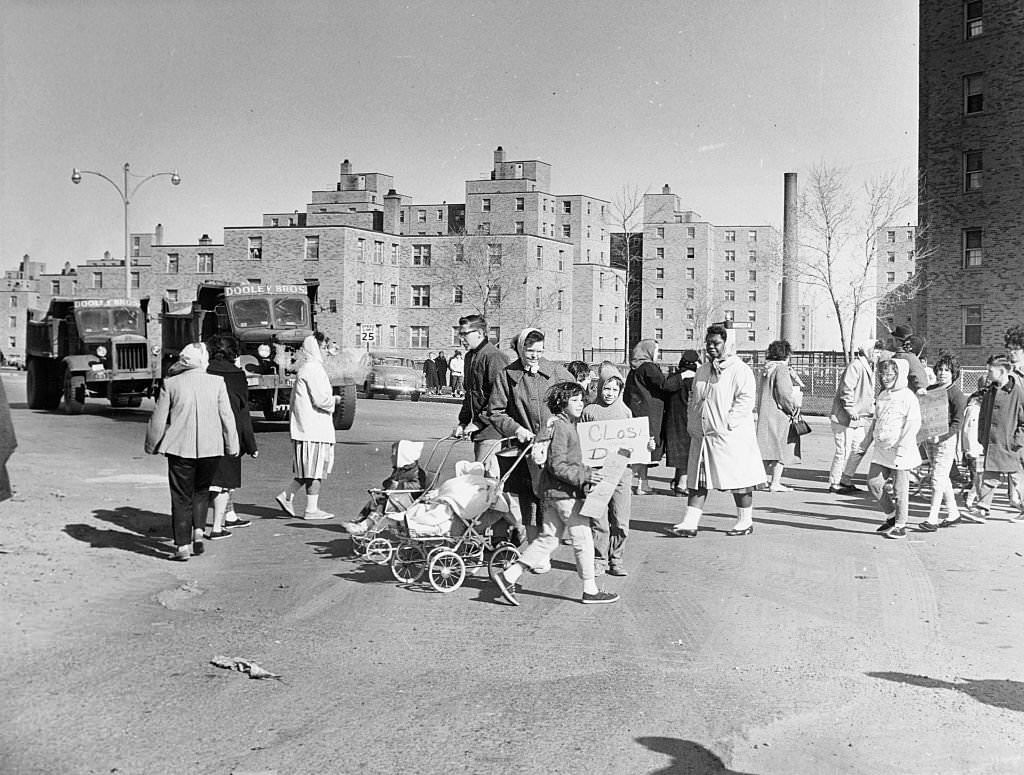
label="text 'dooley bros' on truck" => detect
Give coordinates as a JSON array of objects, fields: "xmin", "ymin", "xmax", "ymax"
[{"xmin": 160, "ymin": 281, "xmax": 357, "ymax": 429}]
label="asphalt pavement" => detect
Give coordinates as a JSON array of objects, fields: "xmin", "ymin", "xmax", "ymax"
[{"xmin": 1, "ymin": 371, "xmax": 1023, "ymax": 775}]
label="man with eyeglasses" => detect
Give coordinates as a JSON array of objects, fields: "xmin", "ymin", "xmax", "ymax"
[{"xmin": 453, "ymin": 315, "xmax": 509, "ymax": 474}]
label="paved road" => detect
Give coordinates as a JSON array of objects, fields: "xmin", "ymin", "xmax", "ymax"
[{"xmin": 2, "ymin": 371, "xmax": 1023, "ymax": 775}]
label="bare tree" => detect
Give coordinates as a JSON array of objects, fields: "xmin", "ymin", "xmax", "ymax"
[{"xmin": 797, "ymin": 162, "xmax": 917, "ymax": 361}]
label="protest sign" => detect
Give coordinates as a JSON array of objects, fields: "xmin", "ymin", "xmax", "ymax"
[
  {"xmin": 581, "ymin": 447, "xmax": 632, "ymax": 518},
  {"xmin": 577, "ymin": 417, "xmax": 651, "ymax": 467},
  {"xmin": 917, "ymin": 385, "xmax": 949, "ymax": 442}
]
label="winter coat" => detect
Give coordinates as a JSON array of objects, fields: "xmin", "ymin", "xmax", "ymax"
[
  {"xmin": 207, "ymin": 359, "xmax": 258, "ymax": 489},
  {"xmin": 978, "ymin": 374, "xmax": 1024, "ymax": 473},
  {"xmin": 423, "ymin": 358, "xmax": 438, "ymax": 389},
  {"xmin": 538, "ymin": 413, "xmax": 592, "ymax": 500},
  {"xmin": 829, "ymin": 355, "xmax": 875, "ymax": 428},
  {"xmin": 755, "ymin": 360, "xmax": 801, "ymax": 464},
  {"xmin": 434, "ymin": 355, "xmax": 448, "ymax": 384},
  {"xmin": 624, "ymin": 361, "xmax": 667, "ymax": 461},
  {"xmin": 661, "ymin": 369, "xmax": 694, "ymax": 469},
  {"xmin": 487, "ymin": 357, "xmax": 574, "ymax": 439},
  {"xmin": 458, "ymin": 339, "xmax": 508, "ymax": 441},
  {"xmin": 961, "ymin": 397, "xmax": 983, "ymax": 459},
  {"xmin": 685, "ymin": 354, "xmax": 765, "ymax": 490},
  {"xmin": 448, "ymin": 354, "xmax": 464, "ymax": 378},
  {"xmin": 289, "ymin": 336, "xmax": 336, "ymax": 443},
  {"xmin": 865, "ymin": 359, "xmax": 922, "ymax": 470}
]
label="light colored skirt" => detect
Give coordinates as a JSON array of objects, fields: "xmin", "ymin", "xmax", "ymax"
[{"xmin": 292, "ymin": 441, "xmax": 335, "ymax": 479}]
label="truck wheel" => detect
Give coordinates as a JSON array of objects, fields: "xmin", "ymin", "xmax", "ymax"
[
  {"xmin": 26, "ymin": 361, "xmax": 46, "ymax": 410},
  {"xmin": 63, "ymin": 371, "xmax": 86, "ymax": 414},
  {"xmin": 333, "ymin": 384, "xmax": 356, "ymax": 430},
  {"xmin": 410, "ymin": 392, "xmax": 421, "ymax": 402}
]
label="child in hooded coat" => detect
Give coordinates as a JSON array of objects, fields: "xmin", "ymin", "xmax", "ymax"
[
  {"xmin": 581, "ymin": 368, "xmax": 634, "ymax": 576},
  {"xmin": 858, "ymin": 358, "xmax": 922, "ymax": 539}
]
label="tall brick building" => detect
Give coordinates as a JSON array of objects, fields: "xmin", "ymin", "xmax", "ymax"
[
  {"xmin": 918, "ymin": 0, "xmax": 1024, "ymax": 361},
  {"xmin": 876, "ymin": 224, "xmax": 918, "ymax": 337}
]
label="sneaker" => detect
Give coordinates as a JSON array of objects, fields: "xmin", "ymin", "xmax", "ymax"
[
  {"xmin": 530, "ymin": 562, "xmax": 552, "ymax": 575},
  {"xmin": 875, "ymin": 516, "xmax": 896, "ymax": 533},
  {"xmin": 939, "ymin": 517, "xmax": 962, "ymax": 528},
  {"xmin": 224, "ymin": 517, "xmax": 251, "ymax": 528},
  {"xmin": 883, "ymin": 526, "xmax": 907, "ymax": 540},
  {"xmin": 835, "ymin": 484, "xmax": 861, "ymax": 495},
  {"xmin": 917, "ymin": 522, "xmax": 938, "ymax": 533},
  {"xmin": 303, "ymin": 510, "xmax": 335, "ymax": 521},
  {"xmin": 607, "ymin": 566, "xmax": 629, "ymax": 577},
  {"xmin": 208, "ymin": 529, "xmax": 233, "ymax": 540},
  {"xmin": 493, "ymin": 572, "xmax": 519, "ymax": 606},
  {"xmin": 275, "ymin": 493, "xmax": 296, "ymax": 517},
  {"xmin": 581, "ymin": 590, "xmax": 620, "ymax": 604}
]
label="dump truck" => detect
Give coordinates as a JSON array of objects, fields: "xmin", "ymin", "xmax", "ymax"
[
  {"xmin": 161, "ymin": 281, "xmax": 356, "ymax": 429},
  {"xmin": 25, "ymin": 296, "xmax": 159, "ymax": 413}
]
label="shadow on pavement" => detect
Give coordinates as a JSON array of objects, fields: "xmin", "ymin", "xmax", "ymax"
[
  {"xmin": 65, "ymin": 506, "xmax": 172, "ymax": 559},
  {"xmin": 867, "ymin": 672, "xmax": 1024, "ymax": 713},
  {"xmin": 635, "ymin": 737, "xmax": 757, "ymax": 774},
  {"xmin": 309, "ymin": 536, "xmax": 355, "ymax": 560},
  {"xmin": 232, "ymin": 502, "xmax": 295, "ymax": 519}
]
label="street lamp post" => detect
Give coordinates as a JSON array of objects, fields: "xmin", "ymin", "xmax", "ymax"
[{"xmin": 71, "ymin": 162, "xmax": 181, "ymax": 299}]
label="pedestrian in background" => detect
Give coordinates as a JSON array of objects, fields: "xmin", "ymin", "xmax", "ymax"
[
  {"xmin": 275, "ymin": 333, "xmax": 342, "ymax": 521},
  {"xmin": 145, "ymin": 343, "xmax": 239, "ymax": 561},
  {"xmin": 624, "ymin": 339, "xmax": 666, "ymax": 495},
  {"xmin": 671, "ymin": 325, "xmax": 764, "ymax": 537},
  {"xmin": 755, "ymin": 339, "xmax": 802, "ymax": 492},
  {"xmin": 434, "ymin": 350, "xmax": 449, "ymax": 394},
  {"xmin": 918, "ymin": 353, "xmax": 967, "ymax": 531},
  {"xmin": 423, "ymin": 352, "xmax": 439, "ymax": 395},
  {"xmin": 971, "ymin": 353, "xmax": 1024, "ymax": 523},
  {"xmin": 827, "ymin": 340, "xmax": 877, "ymax": 494},
  {"xmin": 959, "ymin": 375, "xmax": 988, "ymax": 516},
  {"xmin": 0, "ymin": 375, "xmax": 15, "ymax": 502},
  {"xmin": 662, "ymin": 350, "xmax": 700, "ymax": 496},
  {"xmin": 890, "ymin": 326, "xmax": 928, "ymax": 394},
  {"xmin": 205, "ymin": 335, "xmax": 259, "ymax": 540},
  {"xmin": 448, "ymin": 349, "xmax": 465, "ymax": 397}
]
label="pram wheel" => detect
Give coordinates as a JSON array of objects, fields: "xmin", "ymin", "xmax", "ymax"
[
  {"xmin": 391, "ymin": 544, "xmax": 427, "ymax": 583},
  {"xmin": 427, "ymin": 549, "xmax": 466, "ymax": 593},
  {"xmin": 488, "ymin": 543, "xmax": 521, "ymax": 577},
  {"xmin": 365, "ymin": 537, "xmax": 394, "ymax": 565}
]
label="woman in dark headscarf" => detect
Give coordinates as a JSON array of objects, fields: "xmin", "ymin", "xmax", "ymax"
[
  {"xmin": 662, "ymin": 350, "xmax": 701, "ymax": 496},
  {"xmin": 624, "ymin": 339, "xmax": 666, "ymax": 494}
]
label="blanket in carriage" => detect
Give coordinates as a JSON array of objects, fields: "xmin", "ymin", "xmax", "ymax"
[{"xmin": 404, "ymin": 461, "xmax": 508, "ymax": 537}]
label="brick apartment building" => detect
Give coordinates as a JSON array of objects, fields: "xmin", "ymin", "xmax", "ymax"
[
  {"xmin": 917, "ymin": 0, "xmax": 1024, "ymax": 362},
  {"xmin": 876, "ymin": 224, "xmax": 918, "ymax": 338}
]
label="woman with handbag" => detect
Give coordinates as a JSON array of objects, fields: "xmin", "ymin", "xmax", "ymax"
[{"xmin": 755, "ymin": 340, "xmax": 803, "ymax": 492}]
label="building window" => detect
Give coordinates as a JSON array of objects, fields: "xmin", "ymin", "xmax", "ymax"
[
  {"xmin": 887, "ymin": 230, "xmax": 896, "ymax": 243},
  {"xmin": 8, "ymin": 336, "xmax": 15, "ymax": 349},
  {"xmin": 271, "ymin": 218, "xmax": 279, "ymax": 227},
  {"xmin": 963, "ymin": 228, "xmax": 983, "ymax": 267},
  {"xmin": 248, "ymin": 237, "xmax": 262, "ymax": 260},
  {"xmin": 558, "ymin": 251, "xmax": 565, "ymax": 270},
  {"xmin": 654, "ymin": 328, "xmax": 663, "ymax": 341},
  {"xmin": 130, "ymin": 271, "xmax": 140, "ymax": 289},
  {"xmin": 964, "ymin": 150, "xmax": 983, "ymax": 191},
  {"xmin": 50, "ymin": 279, "xmax": 60, "ymax": 294},
  {"xmin": 305, "ymin": 236, "xmax": 319, "ymax": 260},
  {"xmin": 748, "ymin": 250, "xmax": 757, "ymax": 263},
  {"xmin": 413, "ymin": 244, "xmax": 432, "ymax": 266},
  {"xmin": 562, "ymin": 224, "xmax": 571, "ymax": 238},
  {"xmin": 656, "ymin": 267, "xmax": 665, "ymax": 279},
  {"xmin": 373, "ymin": 241, "xmax": 384, "ymax": 264},
  {"xmin": 478, "ymin": 222, "xmax": 490, "ymax": 235},
  {"xmin": 686, "ymin": 328, "xmax": 694, "ymax": 339},
  {"xmin": 514, "ymin": 221, "xmax": 524, "ymax": 235},
  {"xmin": 725, "ymin": 289, "xmax": 736, "ymax": 301},
  {"xmin": 481, "ymin": 199, "xmax": 491, "ymax": 212},
  {"xmin": 655, "ymin": 308, "xmax": 664, "ymax": 320},
  {"xmin": 166, "ymin": 289, "xmax": 179, "ymax": 302},
  {"xmin": 390, "ymin": 285, "xmax": 398, "ymax": 305},
  {"xmin": 356, "ymin": 281, "xmax": 364, "ymax": 303},
  {"xmin": 562, "ymin": 201, "xmax": 571, "ymax": 214},
  {"xmin": 906, "ymin": 229, "xmax": 914, "ymax": 241},
  {"xmin": 417, "ymin": 209, "xmax": 427, "ymax": 223},
  {"xmin": 131, "ymin": 235, "xmax": 141, "ymax": 257},
  {"xmin": 687, "ymin": 227, "xmax": 696, "ymax": 239},
  {"xmin": 748, "ymin": 289, "xmax": 757, "ymax": 302},
  {"xmin": 400, "ymin": 210, "xmax": 406, "ymax": 223},
  {"xmin": 748, "ymin": 309, "xmax": 757, "ymax": 323},
  {"xmin": 886, "ymin": 272, "xmax": 896, "ymax": 284},
  {"xmin": 411, "ymin": 285, "xmax": 431, "ymax": 307},
  {"xmin": 686, "ymin": 247, "xmax": 695, "ymax": 259},
  {"xmin": 686, "ymin": 308, "xmax": 695, "ymax": 320},
  {"xmin": 372, "ymin": 282, "xmax": 384, "ymax": 305},
  {"xmin": 515, "ymin": 197, "xmax": 525, "ymax": 211},
  {"xmin": 725, "ymin": 250, "xmax": 736, "ymax": 262},
  {"xmin": 965, "ymin": 0, "xmax": 983, "ymax": 39},
  {"xmin": 487, "ymin": 285, "xmax": 502, "ymax": 308},
  {"xmin": 598, "ymin": 304, "xmax": 604, "ymax": 321},
  {"xmin": 724, "ymin": 230, "xmax": 736, "ymax": 242},
  {"xmin": 488, "ymin": 243, "xmax": 502, "ymax": 266},
  {"xmin": 166, "ymin": 253, "xmax": 179, "ymax": 273},
  {"xmin": 964, "ymin": 74, "xmax": 983, "ymax": 114},
  {"xmin": 748, "ymin": 270, "xmax": 757, "ymax": 282},
  {"xmin": 686, "ymin": 287, "xmax": 695, "ymax": 300},
  {"xmin": 724, "ymin": 270, "xmax": 735, "ymax": 282},
  {"xmin": 391, "ymin": 244, "xmax": 400, "ymax": 264},
  {"xmin": 328, "ymin": 299, "xmax": 338, "ymax": 313},
  {"xmin": 197, "ymin": 253, "xmax": 213, "ymax": 273},
  {"xmin": 655, "ymin": 287, "xmax": 664, "ymax": 299},
  {"xmin": 887, "ymin": 251, "xmax": 896, "ymax": 263},
  {"xmin": 557, "ymin": 290, "xmax": 563, "ymax": 310},
  {"xmin": 748, "ymin": 230, "xmax": 757, "ymax": 242},
  {"xmin": 748, "ymin": 330, "xmax": 757, "ymax": 342},
  {"xmin": 389, "ymin": 326, "xmax": 397, "ymax": 348},
  {"xmin": 907, "ymin": 272, "xmax": 914, "ymax": 281},
  {"xmin": 656, "ymin": 227, "xmax": 665, "ymax": 239},
  {"xmin": 613, "ymin": 307, "xmax": 620, "ymax": 323},
  {"xmin": 356, "ymin": 238, "xmax": 365, "ymax": 261},
  {"xmin": 7, "ymin": 316, "xmax": 14, "ymax": 329},
  {"xmin": 963, "ymin": 305, "xmax": 982, "ymax": 345},
  {"xmin": 453, "ymin": 285, "xmax": 464, "ymax": 304},
  {"xmin": 655, "ymin": 247, "xmax": 664, "ymax": 259},
  {"xmin": 722, "ymin": 310, "xmax": 735, "ymax": 322},
  {"xmin": 436, "ymin": 209, "xmax": 444, "ymax": 220},
  {"xmin": 410, "ymin": 326, "xmax": 429, "ymax": 348},
  {"xmin": 686, "ymin": 267, "xmax": 695, "ymax": 280},
  {"xmin": 907, "ymin": 251, "xmax": 915, "ymax": 262}
]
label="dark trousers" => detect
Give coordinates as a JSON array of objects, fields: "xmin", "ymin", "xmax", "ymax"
[{"xmin": 167, "ymin": 455, "xmax": 219, "ymax": 546}]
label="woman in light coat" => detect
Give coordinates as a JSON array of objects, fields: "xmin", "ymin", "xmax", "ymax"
[
  {"xmin": 755, "ymin": 339, "xmax": 802, "ymax": 492},
  {"xmin": 275, "ymin": 332, "xmax": 341, "ymax": 520},
  {"xmin": 145, "ymin": 343, "xmax": 239, "ymax": 561},
  {"xmin": 671, "ymin": 325, "xmax": 765, "ymax": 537}
]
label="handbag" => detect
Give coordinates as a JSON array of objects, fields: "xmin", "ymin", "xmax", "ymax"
[{"xmin": 788, "ymin": 411, "xmax": 812, "ymax": 443}]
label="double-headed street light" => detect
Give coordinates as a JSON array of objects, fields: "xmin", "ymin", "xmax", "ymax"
[{"xmin": 71, "ymin": 162, "xmax": 181, "ymax": 298}]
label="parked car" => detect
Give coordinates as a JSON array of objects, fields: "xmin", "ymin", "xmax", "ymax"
[{"xmin": 362, "ymin": 354, "xmax": 425, "ymax": 401}]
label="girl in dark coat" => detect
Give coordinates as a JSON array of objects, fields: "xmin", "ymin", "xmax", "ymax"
[
  {"xmin": 423, "ymin": 353, "xmax": 439, "ymax": 393},
  {"xmin": 206, "ymin": 335, "xmax": 258, "ymax": 539},
  {"xmin": 624, "ymin": 339, "xmax": 666, "ymax": 494},
  {"xmin": 662, "ymin": 350, "xmax": 701, "ymax": 495}
]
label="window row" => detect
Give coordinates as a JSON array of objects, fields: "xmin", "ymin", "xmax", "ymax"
[
  {"xmin": 164, "ymin": 253, "xmax": 215, "ymax": 274},
  {"xmin": 653, "ymin": 328, "xmax": 757, "ymax": 343},
  {"xmin": 353, "ymin": 283, "xmax": 567, "ymax": 311},
  {"xmin": 355, "ymin": 325, "xmax": 567, "ymax": 350}
]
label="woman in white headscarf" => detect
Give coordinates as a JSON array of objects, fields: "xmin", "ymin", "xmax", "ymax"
[
  {"xmin": 145, "ymin": 343, "xmax": 239, "ymax": 561},
  {"xmin": 275, "ymin": 332, "xmax": 341, "ymax": 520},
  {"xmin": 670, "ymin": 325, "xmax": 765, "ymax": 537}
]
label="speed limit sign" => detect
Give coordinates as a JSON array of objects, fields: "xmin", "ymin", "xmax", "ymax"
[{"xmin": 360, "ymin": 329, "xmax": 375, "ymax": 342}]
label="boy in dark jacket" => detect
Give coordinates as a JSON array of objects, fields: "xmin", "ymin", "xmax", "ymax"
[
  {"xmin": 971, "ymin": 354, "xmax": 1024, "ymax": 522},
  {"xmin": 491, "ymin": 382, "xmax": 619, "ymax": 606}
]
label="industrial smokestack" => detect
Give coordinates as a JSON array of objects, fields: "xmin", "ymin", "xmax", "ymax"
[{"xmin": 781, "ymin": 172, "xmax": 799, "ymax": 343}]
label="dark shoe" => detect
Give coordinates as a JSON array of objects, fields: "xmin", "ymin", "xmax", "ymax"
[
  {"xmin": 725, "ymin": 525, "xmax": 754, "ymax": 537},
  {"xmin": 917, "ymin": 521, "xmax": 939, "ymax": 533},
  {"xmin": 493, "ymin": 572, "xmax": 519, "ymax": 606},
  {"xmin": 939, "ymin": 517, "xmax": 961, "ymax": 528},
  {"xmin": 883, "ymin": 525, "xmax": 907, "ymax": 539},
  {"xmin": 581, "ymin": 590, "xmax": 620, "ymax": 604},
  {"xmin": 607, "ymin": 566, "xmax": 629, "ymax": 577},
  {"xmin": 669, "ymin": 525, "xmax": 698, "ymax": 537},
  {"xmin": 224, "ymin": 518, "xmax": 251, "ymax": 528},
  {"xmin": 836, "ymin": 484, "xmax": 862, "ymax": 494},
  {"xmin": 875, "ymin": 517, "xmax": 896, "ymax": 533},
  {"xmin": 192, "ymin": 540, "xmax": 205, "ymax": 556},
  {"xmin": 208, "ymin": 529, "xmax": 233, "ymax": 541}
]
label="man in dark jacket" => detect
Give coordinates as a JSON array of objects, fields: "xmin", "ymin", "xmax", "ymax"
[
  {"xmin": 434, "ymin": 351, "xmax": 449, "ymax": 393},
  {"xmin": 453, "ymin": 315, "xmax": 509, "ymax": 471},
  {"xmin": 423, "ymin": 352, "xmax": 438, "ymax": 394},
  {"xmin": 973, "ymin": 353, "xmax": 1024, "ymax": 522},
  {"xmin": 890, "ymin": 326, "xmax": 928, "ymax": 394}
]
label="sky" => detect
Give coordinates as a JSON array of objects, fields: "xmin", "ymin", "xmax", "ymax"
[{"xmin": 1, "ymin": 0, "xmax": 918, "ymax": 277}]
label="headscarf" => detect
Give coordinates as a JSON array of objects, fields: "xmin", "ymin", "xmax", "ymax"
[
  {"xmin": 515, "ymin": 327, "xmax": 543, "ymax": 374},
  {"xmin": 630, "ymin": 339, "xmax": 658, "ymax": 370},
  {"xmin": 299, "ymin": 334, "xmax": 324, "ymax": 364},
  {"xmin": 598, "ymin": 360, "xmax": 621, "ymax": 383},
  {"xmin": 594, "ymin": 363, "xmax": 625, "ymax": 407},
  {"xmin": 880, "ymin": 357, "xmax": 909, "ymax": 392},
  {"xmin": 177, "ymin": 343, "xmax": 209, "ymax": 371}
]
